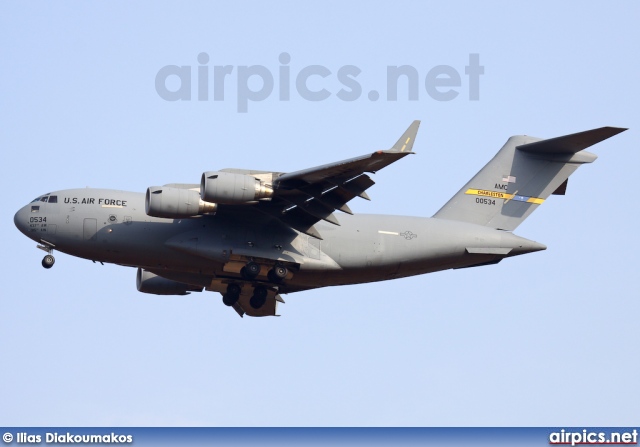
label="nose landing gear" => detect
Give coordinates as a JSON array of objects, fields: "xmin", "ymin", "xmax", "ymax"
[
  {"xmin": 37, "ymin": 239, "xmax": 56, "ymax": 269},
  {"xmin": 42, "ymin": 254, "xmax": 55, "ymax": 269}
]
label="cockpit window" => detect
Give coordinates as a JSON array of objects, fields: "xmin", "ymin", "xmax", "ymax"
[{"xmin": 30, "ymin": 194, "xmax": 55, "ymax": 203}]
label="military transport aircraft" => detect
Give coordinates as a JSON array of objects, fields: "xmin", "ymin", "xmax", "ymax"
[{"xmin": 14, "ymin": 121, "xmax": 626, "ymax": 317}]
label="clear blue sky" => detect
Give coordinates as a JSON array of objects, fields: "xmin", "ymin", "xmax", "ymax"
[{"xmin": 1, "ymin": 1, "xmax": 638, "ymax": 426}]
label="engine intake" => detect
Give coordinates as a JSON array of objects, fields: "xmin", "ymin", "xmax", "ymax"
[
  {"xmin": 145, "ymin": 186, "xmax": 217, "ymax": 218},
  {"xmin": 200, "ymin": 171, "xmax": 273, "ymax": 204},
  {"xmin": 136, "ymin": 268, "xmax": 203, "ymax": 295}
]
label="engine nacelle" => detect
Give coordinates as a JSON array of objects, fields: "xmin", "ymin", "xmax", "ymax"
[
  {"xmin": 145, "ymin": 186, "xmax": 217, "ymax": 218},
  {"xmin": 200, "ymin": 171, "xmax": 273, "ymax": 204},
  {"xmin": 136, "ymin": 268, "xmax": 203, "ymax": 295}
]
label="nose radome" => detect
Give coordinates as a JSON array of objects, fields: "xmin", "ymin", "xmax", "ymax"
[
  {"xmin": 14, "ymin": 206, "xmax": 28, "ymax": 236},
  {"xmin": 14, "ymin": 208, "xmax": 21, "ymax": 229}
]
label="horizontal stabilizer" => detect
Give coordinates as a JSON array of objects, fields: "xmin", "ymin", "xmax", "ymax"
[{"xmin": 517, "ymin": 127, "xmax": 627, "ymax": 154}]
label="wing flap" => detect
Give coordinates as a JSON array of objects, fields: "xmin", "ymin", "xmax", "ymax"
[
  {"xmin": 338, "ymin": 174, "xmax": 375, "ymax": 200},
  {"xmin": 279, "ymin": 193, "xmax": 341, "ymax": 226},
  {"xmin": 257, "ymin": 202, "xmax": 324, "ymax": 239}
]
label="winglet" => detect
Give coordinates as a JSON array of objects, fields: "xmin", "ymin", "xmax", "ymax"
[{"xmin": 391, "ymin": 120, "xmax": 421, "ymax": 153}]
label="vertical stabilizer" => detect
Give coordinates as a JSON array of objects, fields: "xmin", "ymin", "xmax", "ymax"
[{"xmin": 433, "ymin": 127, "xmax": 627, "ymax": 230}]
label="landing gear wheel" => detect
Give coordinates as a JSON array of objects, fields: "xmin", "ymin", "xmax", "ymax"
[
  {"xmin": 42, "ymin": 254, "xmax": 55, "ymax": 269},
  {"xmin": 222, "ymin": 293, "xmax": 238, "ymax": 306},
  {"xmin": 267, "ymin": 265, "xmax": 288, "ymax": 283},
  {"xmin": 222, "ymin": 283, "xmax": 241, "ymax": 306},
  {"xmin": 249, "ymin": 286, "xmax": 268, "ymax": 309},
  {"xmin": 227, "ymin": 283, "xmax": 241, "ymax": 296},
  {"xmin": 241, "ymin": 261, "xmax": 261, "ymax": 280}
]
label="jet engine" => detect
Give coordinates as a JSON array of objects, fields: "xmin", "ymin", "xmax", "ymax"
[
  {"xmin": 136, "ymin": 268, "xmax": 203, "ymax": 295},
  {"xmin": 200, "ymin": 171, "xmax": 273, "ymax": 204},
  {"xmin": 145, "ymin": 186, "xmax": 217, "ymax": 218}
]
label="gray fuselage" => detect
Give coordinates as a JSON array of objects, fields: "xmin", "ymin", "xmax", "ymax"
[{"xmin": 14, "ymin": 188, "xmax": 545, "ymax": 293}]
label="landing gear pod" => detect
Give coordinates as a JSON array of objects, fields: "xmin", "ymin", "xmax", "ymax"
[{"xmin": 136, "ymin": 268, "xmax": 203, "ymax": 295}]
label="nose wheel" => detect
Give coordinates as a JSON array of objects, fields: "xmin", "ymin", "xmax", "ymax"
[
  {"xmin": 37, "ymin": 240, "xmax": 56, "ymax": 269},
  {"xmin": 42, "ymin": 254, "xmax": 55, "ymax": 269}
]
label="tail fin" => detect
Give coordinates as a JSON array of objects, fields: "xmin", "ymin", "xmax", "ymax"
[{"xmin": 433, "ymin": 126, "xmax": 627, "ymax": 230}]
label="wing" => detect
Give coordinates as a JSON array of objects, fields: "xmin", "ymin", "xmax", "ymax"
[{"xmin": 255, "ymin": 120, "xmax": 420, "ymax": 238}]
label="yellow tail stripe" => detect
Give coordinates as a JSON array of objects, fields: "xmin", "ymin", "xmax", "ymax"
[{"xmin": 465, "ymin": 189, "xmax": 545, "ymax": 204}]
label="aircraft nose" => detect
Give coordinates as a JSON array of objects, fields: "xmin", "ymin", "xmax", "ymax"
[{"xmin": 14, "ymin": 205, "xmax": 30, "ymax": 236}]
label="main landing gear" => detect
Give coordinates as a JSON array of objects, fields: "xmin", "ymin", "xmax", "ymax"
[
  {"xmin": 222, "ymin": 260, "xmax": 290, "ymax": 310},
  {"xmin": 249, "ymin": 286, "xmax": 268, "ymax": 309},
  {"xmin": 241, "ymin": 261, "xmax": 288, "ymax": 283},
  {"xmin": 240, "ymin": 261, "xmax": 261, "ymax": 280},
  {"xmin": 222, "ymin": 283, "xmax": 241, "ymax": 307},
  {"xmin": 267, "ymin": 264, "xmax": 288, "ymax": 283},
  {"xmin": 221, "ymin": 283, "xmax": 271, "ymax": 310}
]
